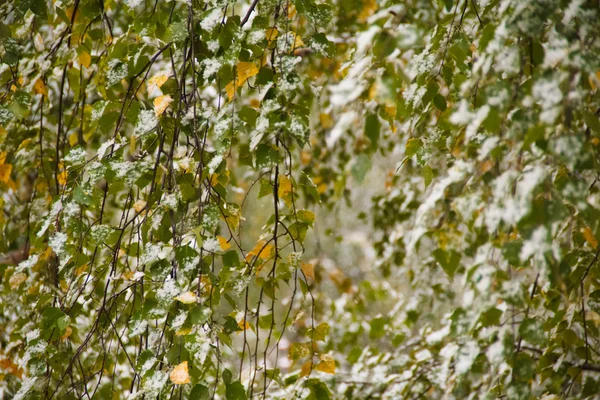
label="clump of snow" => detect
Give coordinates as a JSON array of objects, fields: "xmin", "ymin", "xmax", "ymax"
[
  {"xmin": 327, "ymin": 111, "xmax": 357, "ymax": 148},
  {"xmin": 202, "ymin": 58, "xmax": 222, "ymax": 80},
  {"xmin": 455, "ymin": 340, "xmax": 479, "ymax": 374},
  {"xmin": 329, "ymin": 57, "xmax": 371, "ymax": 106},
  {"xmin": 97, "ymin": 138, "xmax": 115, "ymax": 159},
  {"xmin": 200, "ymin": 9, "xmax": 222, "ymax": 32},
  {"xmin": 37, "ymin": 200, "xmax": 62, "ymax": 237},
  {"xmin": 134, "ymin": 110, "xmax": 158, "ymax": 136},
  {"xmin": 63, "ymin": 147, "xmax": 86, "ymax": 164}
]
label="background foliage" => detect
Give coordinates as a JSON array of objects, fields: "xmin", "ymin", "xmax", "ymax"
[{"xmin": 2, "ymin": 0, "xmax": 600, "ymax": 398}]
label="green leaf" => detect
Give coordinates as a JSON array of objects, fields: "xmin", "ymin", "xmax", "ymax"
[
  {"xmin": 369, "ymin": 317, "xmax": 387, "ymax": 340},
  {"xmin": 405, "ymin": 138, "xmax": 422, "ymax": 158},
  {"xmin": 364, "ymin": 113, "xmax": 380, "ymax": 151},
  {"xmin": 225, "ymin": 381, "xmax": 247, "ymax": 400},
  {"xmin": 433, "ymin": 248, "xmax": 461, "ymax": 279},
  {"xmin": 306, "ymin": 379, "xmax": 332, "ymax": 400},
  {"xmin": 308, "ymin": 33, "xmax": 336, "ymax": 58},
  {"xmin": 584, "ymin": 111, "xmax": 600, "ymax": 134},
  {"xmin": 310, "ymin": 322, "xmax": 330, "ymax": 341},
  {"xmin": 351, "ymin": 154, "xmax": 371, "ymax": 184},
  {"xmin": 190, "ymin": 384, "xmax": 210, "ymax": 400},
  {"xmin": 433, "ymin": 94, "xmax": 447, "ymax": 112},
  {"xmin": 293, "ymin": 0, "xmax": 333, "ymax": 28},
  {"xmin": 422, "ymin": 165, "xmax": 433, "ymax": 188}
]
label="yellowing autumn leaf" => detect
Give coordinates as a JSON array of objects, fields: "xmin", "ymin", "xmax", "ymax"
[
  {"xmin": 9, "ymin": 272, "xmax": 27, "ymax": 289},
  {"xmin": 225, "ymin": 62, "xmax": 259, "ymax": 101},
  {"xmin": 169, "ymin": 361, "xmax": 191, "ymax": 385},
  {"xmin": 175, "ymin": 291, "xmax": 198, "ymax": 304},
  {"xmin": 225, "ymin": 81, "xmax": 236, "ymax": 101},
  {"xmin": 34, "ymin": 78, "xmax": 48, "ymax": 96},
  {"xmin": 217, "ymin": 235, "xmax": 231, "ymax": 251},
  {"xmin": 246, "ymin": 240, "xmax": 273, "ymax": 261},
  {"xmin": 266, "ymin": 28, "xmax": 279, "ymax": 45},
  {"xmin": 301, "ymin": 262, "xmax": 314, "ymax": 280},
  {"xmin": 79, "ymin": 51, "xmax": 91, "ymax": 68},
  {"xmin": 61, "ymin": 326, "xmax": 73, "ymax": 340},
  {"xmin": 238, "ymin": 318, "xmax": 250, "ymax": 330},
  {"xmin": 300, "ymin": 361, "xmax": 312, "ymax": 377},
  {"xmin": 148, "ymin": 73, "xmax": 169, "ymax": 89},
  {"xmin": 133, "ymin": 199, "xmax": 147, "ymax": 213},
  {"xmin": 176, "ymin": 327, "xmax": 193, "ymax": 336},
  {"xmin": 293, "ymin": 33, "xmax": 305, "ymax": 48},
  {"xmin": 153, "ymin": 95, "xmax": 173, "ymax": 116},
  {"xmin": 358, "ymin": 0, "xmax": 377, "ymax": 22},
  {"xmin": 0, "ymin": 164, "xmax": 13, "ymax": 183},
  {"xmin": 249, "ymin": 99, "xmax": 260, "ymax": 108},
  {"xmin": 68, "ymin": 132, "xmax": 79, "ymax": 146},
  {"xmin": 582, "ymin": 227, "xmax": 598, "ymax": 249},
  {"xmin": 316, "ymin": 354, "xmax": 336, "ymax": 374},
  {"xmin": 237, "ymin": 62, "xmax": 259, "ymax": 84},
  {"xmin": 57, "ymin": 162, "xmax": 67, "ymax": 186},
  {"xmin": 289, "ymin": 342, "xmax": 310, "ymax": 364},
  {"xmin": 0, "ymin": 152, "xmax": 6, "ymax": 165},
  {"xmin": 278, "ymin": 175, "xmax": 293, "ymax": 207}
]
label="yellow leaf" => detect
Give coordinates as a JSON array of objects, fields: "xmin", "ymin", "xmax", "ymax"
[
  {"xmin": 10, "ymin": 84, "xmax": 17, "ymax": 92},
  {"xmin": 210, "ymin": 173, "xmax": 219, "ymax": 187},
  {"xmin": 278, "ymin": 175, "xmax": 293, "ymax": 207},
  {"xmin": 0, "ymin": 152, "xmax": 6, "ymax": 165},
  {"xmin": 40, "ymin": 246, "xmax": 53, "ymax": 261},
  {"xmin": 0, "ymin": 164, "xmax": 12, "ymax": 183},
  {"xmin": 169, "ymin": 361, "xmax": 191, "ymax": 385},
  {"xmin": 34, "ymin": 78, "xmax": 48, "ymax": 96},
  {"xmin": 225, "ymin": 81, "xmax": 236, "ymax": 101},
  {"xmin": 319, "ymin": 113, "xmax": 333, "ymax": 129},
  {"xmin": 249, "ymin": 98, "xmax": 260, "ymax": 108},
  {"xmin": 357, "ymin": 0, "xmax": 377, "ymax": 22},
  {"xmin": 200, "ymin": 275, "xmax": 212, "ymax": 295},
  {"xmin": 153, "ymin": 95, "xmax": 173, "ymax": 116},
  {"xmin": 149, "ymin": 73, "xmax": 169, "ymax": 89},
  {"xmin": 246, "ymin": 240, "xmax": 273, "ymax": 262},
  {"xmin": 316, "ymin": 354, "xmax": 336, "ymax": 374},
  {"xmin": 79, "ymin": 51, "xmax": 91, "ymax": 68},
  {"xmin": 133, "ymin": 199, "xmax": 147, "ymax": 213},
  {"xmin": 237, "ymin": 62, "xmax": 259, "ymax": 86},
  {"xmin": 58, "ymin": 170, "xmax": 68, "ymax": 185},
  {"xmin": 57, "ymin": 162, "xmax": 67, "ymax": 186},
  {"xmin": 175, "ymin": 291, "xmax": 198, "ymax": 304},
  {"xmin": 130, "ymin": 134, "xmax": 136, "ymax": 154},
  {"xmin": 176, "ymin": 327, "xmax": 193, "ymax": 336},
  {"xmin": 266, "ymin": 28, "xmax": 279, "ymax": 45},
  {"xmin": 68, "ymin": 132, "xmax": 79, "ymax": 146},
  {"xmin": 288, "ymin": 4, "xmax": 297, "ymax": 18},
  {"xmin": 293, "ymin": 33, "xmax": 305, "ymax": 49},
  {"xmin": 301, "ymin": 262, "xmax": 314, "ymax": 280},
  {"xmin": 61, "ymin": 326, "xmax": 73, "ymax": 340},
  {"xmin": 300, "ymin": 151, "xmax": 312, "ymax": 165},
  {"xmin": 218, "ymin": 235, "xmax": 231, "ymax": 251},
  {"xmin": 238, "ymin": 318, "xmax": 250, "ymax": 330},
  {"xmin": 75, "ymin": 264, "xmax": 89, "ymax": 276},
  {"xmin": 9, "ymin": 272, "xmax": 27, "ymax": 289},
  {"xmin": 582, "ymin": 227, "xmax": 598, "ymax": 249},
  {"xmin": 384, "ymin": 105, "xmax": 396, "ymax": 118},
  {"xmin": 300, "ymin": 361, "xmax": 312, "ymax": 377},
  {"xmin": 225, "ymin": 62, "xmax": 259, "ymax": 102},
  {"xmin": 289, "ymin": 342, "xmax": 310, "ymax": 364}
]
